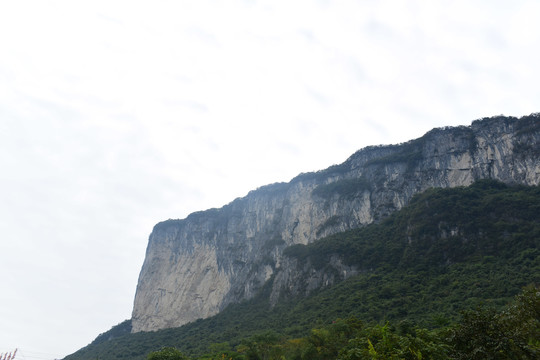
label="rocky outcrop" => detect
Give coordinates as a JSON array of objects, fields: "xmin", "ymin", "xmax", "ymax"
[{"xmin": 131, "ymin": 114, "xmax": 540, "ymax": 333}]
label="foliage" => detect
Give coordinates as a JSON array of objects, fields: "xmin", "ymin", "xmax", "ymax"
[
  {"xmin": 338, "ymin": 322, "xmax": 449, "ymax": 360},
  {"xmin": 143, "ymin": 288, "xmax": 540, "ymax": 360},
  {"xmin": 514, "ymin": 113, "xmax": 540, "ymax": 136},
  {"xmin": 311, "ymin": 177, "xmax": 371, "ymax": 200},
  {"xmin": 147, "ymin": 347, "xmax": 190, "ymax": 360},
  {"xmin": 291, "ymin": 161, "xmax": 352, "ymax": 183},
  {"xmin": 287, "ymin": 179, "xmax": 540, "ymax": 271},
  {"xmin": 64, "ymin": 181, "xmax": 540, "ymax": 360},
  {"xmin": 448, "ymin": 285, "xmax": 540, "ymax": 359},
  {"xmin": 90, "ymin": 320, "xmax": 132, "ymax": 346},
  {"xmin": 514, "ymin": 113, "xmax": 540, "ymax": 158},
  {"xmin": 363, "ymin": 137, "xmax": 425, "ymax": 170}
]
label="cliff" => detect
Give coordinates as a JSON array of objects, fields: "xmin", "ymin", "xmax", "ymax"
[{"xmin": 131, "ymin": 114, "xmax": 540, "ymax": 333}]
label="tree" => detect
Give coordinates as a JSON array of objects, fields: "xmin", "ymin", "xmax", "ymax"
[
  {"xmin": 339, "ymin": 322, "xmax": 449, "ymax": 360},
  {"xmin": 147, "ymin": 347, "xmax": 190, "ymax": 360},
  {"xmin": 448, "ymin": 285, "xmax": 540, "ymax": 359}
]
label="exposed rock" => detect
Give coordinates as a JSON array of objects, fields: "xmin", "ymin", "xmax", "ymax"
[{"xmin": 131, "ymin": 114, "xmax": 540, "ymax": 333}]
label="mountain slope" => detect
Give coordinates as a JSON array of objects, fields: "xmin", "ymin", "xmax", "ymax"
[
  {"xmin": 132, "ymin": 114, "xmax": 540, "ymax": 333},
  {"xmin": 64, "ymin": 180, "xmax": 540, "ymax": 359}
]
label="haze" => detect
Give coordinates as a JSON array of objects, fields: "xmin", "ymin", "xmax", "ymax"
[{"xmin": 0, "ymin": 1, "xmax": 539, "ymax": 358}]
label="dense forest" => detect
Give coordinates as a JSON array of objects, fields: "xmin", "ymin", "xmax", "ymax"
[
  {"xmin": 147, "ymin": 286, "xmax": 540, "ymax": 359},
  {"xmin": 65, "ymin": 180, "xmax": 540, "ymax": 359}
]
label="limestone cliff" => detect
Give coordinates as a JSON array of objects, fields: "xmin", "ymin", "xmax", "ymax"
[{"xmin": 131, "ymin": 114, "xmax": 540, "ymax": 333}]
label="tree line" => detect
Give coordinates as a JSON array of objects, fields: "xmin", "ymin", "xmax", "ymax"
[{"xmin": 147, "ymin": 285, "xmax": 540, "ymax": 359}]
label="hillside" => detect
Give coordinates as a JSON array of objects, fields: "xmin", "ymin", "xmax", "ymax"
[
  {"xmin": 64, "ymin": 180, "xmax": 540, "ymax": 359},
  {"xmin": 132, "ymin": 114, "xmax": 540, "ymax": 334}
]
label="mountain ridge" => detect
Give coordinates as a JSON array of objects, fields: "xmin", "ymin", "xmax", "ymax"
[
  {"xmin": 132, "ymin": 114, "xmax": 540, "ymax": 333},
  {"xmin": 64, "ymin": 179, "xmax": 540, "ymax": 360}
]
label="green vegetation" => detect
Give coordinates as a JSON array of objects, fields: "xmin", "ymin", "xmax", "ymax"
[
  {"xmin": 363, "ymin": 138, "xmax": 424, "ymax": 169},
  {"xmin": 143, "ymin": 286, "xmax": 539, "ymax": 359},
  {"xmin": 64, "ymin": 181, "xmax": 540, "ymax": 360},
  {"xmin": 291, "ymin": 160, "xmax": 353, "ymax": 183},
  {"xmin": 514, "ymin": 113, "xmax": 540, "ymax": 158},
  {"xmin": 289, "ymin": 179, "xmax": 540, "ymax": 270},
  {"xmin": 147, "ymin": 347, "xmax": 190, "ymax": 360},
  {"xmin": 90, "ymin": 320, "xmax": 132, "ymax": 346},
  {"xmin": 447, "ymin": 285, "xmax": 540, "ymax": 359},
  {"xmin": 514, "ymin": 113, "xmax": 540, "ymax": 137}
]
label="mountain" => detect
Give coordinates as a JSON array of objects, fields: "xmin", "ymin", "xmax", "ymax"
[
  {"xmin": 64, "ymin": 179, "xmax": 540, "ymax": 359},
  {"xmin": 132, "ymin": 114, "xmax": 540, "ymax": 333}
]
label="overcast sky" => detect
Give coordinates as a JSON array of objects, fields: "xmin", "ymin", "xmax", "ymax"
[{"xmin": 0, "ymin": 0, "xmax": 539, "ymax": 358}]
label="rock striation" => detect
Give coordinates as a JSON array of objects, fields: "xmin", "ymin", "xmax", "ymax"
[{"xmin": 131, "ymin": 114, "xmax": 540, "ymax": 333}]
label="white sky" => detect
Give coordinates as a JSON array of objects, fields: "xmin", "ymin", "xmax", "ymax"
[{"xmin": 0, "ymin": 0, "xmax": 539, "ymax": 358}]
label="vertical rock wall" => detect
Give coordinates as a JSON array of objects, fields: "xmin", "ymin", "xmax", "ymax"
[{"xmin": 132, "ymin": 114, "xmax": 540, "ymax": 332}]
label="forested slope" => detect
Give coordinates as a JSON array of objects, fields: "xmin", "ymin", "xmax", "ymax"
[
  {"xmin": 132, "ymin": 114, "xmax": 540, "ymax": 334},
  {"xmin": 64, "ymin": 180, "xmax": 540, "ymax": 359}
]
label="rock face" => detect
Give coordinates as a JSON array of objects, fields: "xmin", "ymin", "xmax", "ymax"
[{"xmin": 131, "ymin": 114, "xmax": 540, "ymax": 333}]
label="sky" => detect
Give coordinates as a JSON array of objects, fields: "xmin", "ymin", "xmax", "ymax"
[{"xmin": 0, "ymin": 0, "xmax": 539, "ymax": 358}]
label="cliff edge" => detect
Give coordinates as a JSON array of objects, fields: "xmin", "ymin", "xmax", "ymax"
[{"xmin": 131, "ymin": 114, "xmax": 540, "ymax": 333}]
